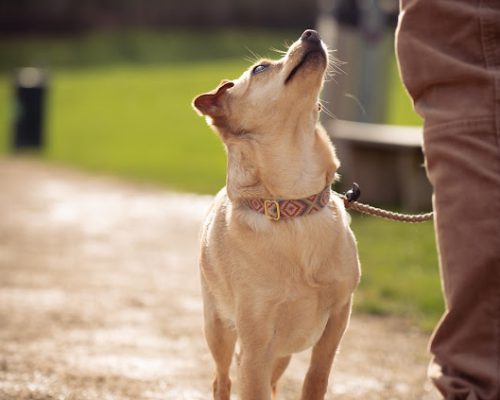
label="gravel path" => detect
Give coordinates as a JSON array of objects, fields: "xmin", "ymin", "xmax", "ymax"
[{"xmin": 0, "ymin": 158, "xmax": 440, "ymax": 400}]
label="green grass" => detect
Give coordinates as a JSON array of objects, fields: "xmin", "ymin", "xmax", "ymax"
[
  {"xmin": 45, "ymin": 62, "xmax": 242, "ymax": 193},
  {"xmin": 351, "ymin": 216, "xmax": 441, "ymax": 331},
  {"xmin": 0, "ymin": 29, "xmax": 441, "ymax": 331}
]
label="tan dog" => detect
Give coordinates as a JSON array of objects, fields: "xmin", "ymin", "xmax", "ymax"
[{"xmin": 192, "ymin": 30, "xmax": 360, "ymax": 400}]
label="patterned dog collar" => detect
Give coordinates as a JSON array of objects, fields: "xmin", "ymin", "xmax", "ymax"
[{"xmin": 245, "ymin": 185, "xmax": 331, "ymax": 221}]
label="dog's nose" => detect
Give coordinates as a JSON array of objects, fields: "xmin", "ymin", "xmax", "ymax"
[{"xmin": 301, "ymin": 29, "xmax": 321, "ymax": 44}]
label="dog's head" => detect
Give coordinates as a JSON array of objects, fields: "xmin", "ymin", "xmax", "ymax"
[{"xmin": 193, "ymin": 30, "xmax": 329, "ymax": 140}]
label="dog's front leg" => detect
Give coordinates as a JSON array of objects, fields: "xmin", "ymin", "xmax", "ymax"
[
  {"xmin": 202, "ymin": 283, "xmax": 237, "ymax": 400},
  {"xmin": 236, "ymin": 316, "xmax": 276, "ymax": 400},
  {"xmin": 237, "ymin": 345, "xmax": 274, "ymax": 400},
  {"xmin": 300, "ymin": 301, "xmax": 352, "ymax": 400}
]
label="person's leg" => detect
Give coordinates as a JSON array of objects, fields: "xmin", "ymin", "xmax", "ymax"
[{"xmin": 396, "ymin": 1, "xmax": 500, "ymax": 399}]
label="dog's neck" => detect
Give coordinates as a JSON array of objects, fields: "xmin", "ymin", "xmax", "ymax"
[{"xmin": 223, "ymin": 120, "xmax": 338, "ymax": 204}]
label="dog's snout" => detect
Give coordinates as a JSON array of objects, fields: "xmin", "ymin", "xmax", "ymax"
[{"xmin": 301, "ymin": 29, "xmax": 321, "ymax": 43}]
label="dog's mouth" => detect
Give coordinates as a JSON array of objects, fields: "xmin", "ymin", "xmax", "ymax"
[{"xmin": 285, "ymin": 48, "xmax": 326, "ymax": 84}]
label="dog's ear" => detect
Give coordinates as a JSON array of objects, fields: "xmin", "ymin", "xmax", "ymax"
[{"xmin": 192, "ymin": 80, "xmax": 234, "ymax": 117}]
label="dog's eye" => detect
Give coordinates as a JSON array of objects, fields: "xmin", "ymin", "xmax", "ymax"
[{"xmin": 252, "ymin": 64, "xmax": 269, "ymax": 75}]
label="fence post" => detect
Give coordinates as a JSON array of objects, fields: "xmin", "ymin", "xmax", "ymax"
[{"xmin": 317, "ymin": 0, "xmax": 398, "ymax": 124}]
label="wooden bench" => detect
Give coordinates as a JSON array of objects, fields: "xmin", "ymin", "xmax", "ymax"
[{"xmin": 327, "ymin": 119, "xmax": 433, "ymax": 212}]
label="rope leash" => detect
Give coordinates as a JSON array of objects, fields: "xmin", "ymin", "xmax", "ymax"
[{"xmin": 332, "ymin": 183, "xmax": 434, "ymax": 223}]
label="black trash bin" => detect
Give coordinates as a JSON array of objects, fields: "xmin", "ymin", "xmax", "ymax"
[{"xmin": 12, "ymin": 67, "xmax": 48, "ymax": 150}]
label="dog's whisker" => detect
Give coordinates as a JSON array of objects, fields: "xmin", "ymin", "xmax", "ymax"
[
  {"xmin": 322, "ymin": 107, "xmax": 338, "ymax": 120},
  {"xmin": 325, "ymin": 69, "xmax": 342, "ymax": 81},
  {"xmin": 327, "ymin": 54, "xmax": 345, "ymax": 64},
  {"xmin": 244, "ymin": 46, "xmax": 263, "ymax": 64},
  {"xmin": 344, "ymin": 93, "xmax": 367, "ymax": 115},
  {"xmin": 319, "ymin": 106, "xmax": 338, "ymax": 120},
  {"xmin": 329, "ymin": 62, "xmax": 345, "ymax": 72},
  {"xmin": 327, "ymin": 55, "xmax": 345, "ymax": 68},
  {"xmin": 327, "ymin": 56, "xmax": 344, "ymax": 66},
  {"xmin": 327, "ymin": 59, "xmax": 344, "ymax": 71},
  {"xmin": 324, "ymin": 76, "xmax": 340, "ymax": 86},
  {"xmin": 325, "ymin": 67, "xmax": 336, "ymax": 75},
  {"xmin": 324, "ymin": 71, "xmax": 338, "ymax": 81},
  {"xmin": 244, "ymin": 56, "xmax": 258, "ymax": 64},
  {"xmin": 318, "ymin": 99, "xmax": 338, "ymax": 120},
  {"xmin": 327, "ymin": 62, "xmax": 346, "ymax": 76},
  {"xmin": 270, "ymin": 47, "xmax": 287, "ymax": 55}
]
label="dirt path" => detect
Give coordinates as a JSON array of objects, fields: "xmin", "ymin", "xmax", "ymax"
[{"xmin": 0, "ymin": 158, "xmax": 440, "ymax": 400}]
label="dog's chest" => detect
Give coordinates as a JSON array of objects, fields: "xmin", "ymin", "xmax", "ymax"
[{"xmin": 272, "ymin": 288, "xmax": 331, "ymax": 355}]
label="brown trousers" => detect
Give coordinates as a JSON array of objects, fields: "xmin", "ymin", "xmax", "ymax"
[{"xmin": 396, "ymin": 1, "xmax": 500, "ymax": 399}]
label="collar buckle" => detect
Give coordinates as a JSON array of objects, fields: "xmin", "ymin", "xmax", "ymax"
[{"xmin": 264, "ymin": 199, "xmax": 281, "ymax": 221}]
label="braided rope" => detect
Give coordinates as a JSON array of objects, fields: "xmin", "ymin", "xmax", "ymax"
[{"xmin": 332, "ymin": 192, "xmax": 434, "ymax": 223}]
